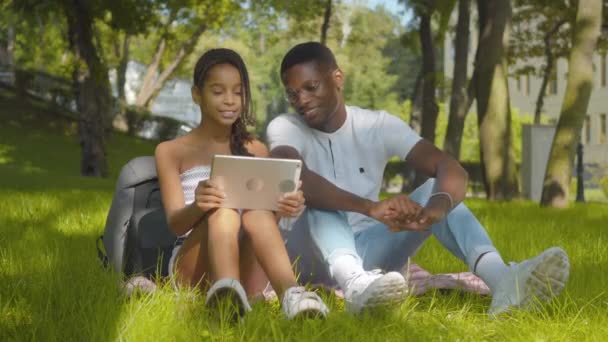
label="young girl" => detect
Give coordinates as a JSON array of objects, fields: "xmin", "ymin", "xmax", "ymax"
[{"xmin": 155, "ymin": 48, "xmax": 328, "ymax": 319}]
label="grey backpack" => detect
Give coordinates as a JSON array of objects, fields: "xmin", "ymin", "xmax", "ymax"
[{"xmin": 97, "ymin": 156, "xmax": 177, "ymax": 278}]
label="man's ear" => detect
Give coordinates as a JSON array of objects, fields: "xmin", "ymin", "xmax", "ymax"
[
  {"xmin": 333, "ymin": 68, "xmax": 345, "ymax": 91},
  {"xmin": 191, "ymin": 86, "xmax": 201, "ymax": 105}
]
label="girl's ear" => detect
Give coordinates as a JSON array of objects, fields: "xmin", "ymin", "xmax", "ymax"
[{"xmin": 191, "ymin": 86, "xmax": 201, "ymax": 105}]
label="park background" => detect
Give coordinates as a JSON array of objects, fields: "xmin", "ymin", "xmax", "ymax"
[{"xmin": 1, "ymin": 0, "xmax": 608, "ymax": 340}]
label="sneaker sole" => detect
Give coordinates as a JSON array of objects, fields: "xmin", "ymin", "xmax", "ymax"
[
  {"xmin": 206, "ymin": 287, "xmax": 249, "ymax": 320},
  {"xmin": 346, "ymin": 273, "xmax": 407, "ymax": 314},
  {"xmin": 289, "ymin": 307, "xmax": 328, "ymax": 320},
  {"xmin": 205, "ymin": 279, "xmax": 252, "ymax": 321},
  {"xmin": 519, "ymin": 247, "xmax": 570, "ymax": 309}
]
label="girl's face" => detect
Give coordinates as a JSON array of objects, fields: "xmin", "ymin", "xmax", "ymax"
[{"xmin": 192, "ymin": 63, "xmax": 243, "ymax": 127}]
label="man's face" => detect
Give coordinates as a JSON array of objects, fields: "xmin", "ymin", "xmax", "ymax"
[{"xmin": 282, "ymin": 61, "xmax": 343, "ymax": 131}]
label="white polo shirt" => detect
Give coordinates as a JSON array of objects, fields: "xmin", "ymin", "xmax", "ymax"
[{"xmin": 266, "ymin": 105, "xmax": 422, "ymax": 233}]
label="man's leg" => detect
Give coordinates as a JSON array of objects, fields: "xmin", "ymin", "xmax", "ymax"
[
  {"xmin": 356, "ymin": 178, "xmax": 569, "ymax": 315},
  {"xmin": 354, "ymin": 179, "xmax": 498, "ymax": 274},
  {"xmin": 282, "ymin": 209, "xmax": 352, "ymax": 287},
  {"xmin": 283, "ymin": 208, "xmax": 407, "ymax": 313},
  {"xmin": 411, "ymin": 179, "xmax": 503, "ymax": 275}
]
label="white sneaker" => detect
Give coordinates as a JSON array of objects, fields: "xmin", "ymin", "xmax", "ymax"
[
  {"xmin": 282, "ymin": 286, "xmax": 329, "ymax": 319},
  {"xmin": 344, "ymin": 270, "xmax": 407, "ymax": 314},
  {"xmin": 488, "ymin": 247, "xmax": 570, "ymax": 316},
  {"xmin": 205, "ymin": 278, "xmax": 252, "ymax": 317}
]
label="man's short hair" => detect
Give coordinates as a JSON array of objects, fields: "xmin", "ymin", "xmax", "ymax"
[{"xmin": 280, "ymin": 42, "xmax": 338, "ymax": 77}]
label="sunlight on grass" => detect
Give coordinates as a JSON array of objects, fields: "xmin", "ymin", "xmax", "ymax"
[{"xmin": 2, "ymin": 90, "xmax": 608, "ymax": 340}]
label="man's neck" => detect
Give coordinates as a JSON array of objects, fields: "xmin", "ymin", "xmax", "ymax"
[{"xmin": 320, "ymin": 103, "xmax": 347, "ymax": 133}]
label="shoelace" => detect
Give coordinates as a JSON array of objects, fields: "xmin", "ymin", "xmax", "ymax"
[
  {"xmin": 345, "ymin": 269, "xmax": 383, "ymax": 292},
  {"xmin": 284, "ymin": 287, "xmax": 322, "ymax": 305}
]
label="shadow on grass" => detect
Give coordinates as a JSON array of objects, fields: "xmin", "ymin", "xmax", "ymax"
[
  {"xmin": 0, "ymin": 89, "xmax": 156, "ymax": 187},
  {"xmin": 0, "ymin": 189, "xmax": 126, "ymax": 341}
]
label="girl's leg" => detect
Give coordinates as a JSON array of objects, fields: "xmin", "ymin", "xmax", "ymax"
[
  {"xmin": 239, "ymin": 234, "xmax": 271, "ymax": 299},
  {"xmin": 206, "ymin": 208, "xmax": 242, "ymax": 281},
  {"xmin": 241, "ymin": 210, "xmax": 297, "ymax": 299},
  {"xmin": 241, "ymin": 210, "xmax": 329, "ymax": 319},
  {"xmin": 173, "ymin": 208, "xmax": 241, "ymax": 289},
  {"xmin": 173, "ymin": 220, "xmax": 210, "ymax": 289}
]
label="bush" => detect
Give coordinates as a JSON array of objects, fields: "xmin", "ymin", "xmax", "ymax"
[
  {"xmin": 154, "ymin": 116, "xmax": 184, "ymax": 141},
  {"xmin": 122, "ymin": 105, "xmax": 187, "ymax": 141},
  {"xmin": 123, "ymin": 105, "xmax": 152, "ymax": 136}
]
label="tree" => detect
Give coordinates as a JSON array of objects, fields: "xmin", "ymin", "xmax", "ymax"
[
  {"xmin": 540, "ymin": 0, "xmax": 603, "ymax": 207},
  {"xmin": 510, "ymin": 0, "xmax": 572, "ymax": 124},
  {"xmin": 131, "ymin": 0, "xmax": 240, "ymax": 108},
  {"xmin": 399, "ymin": 0, "xmax": 455, "ymax": 143},
  {"xmin": 14, "ymin": 0, "xmax": 155, "ymax": 177},
  {"xmin": 339, "ymin": 7, "xmax": 401, "ymax": 111},
  {"xmin": 65, "ymin": 1, "xmax": 113, "ymax": 176},
  {"xmin": 320, "ymin": 0, "xmax": 333, "ymax": 45},
  {"xmin": 399, "ymin": 29, "xmax": 423, "ymax": 133},
  {"xmin": 0, "ymin": 7, "xmax": 15, "ymax": 69},
  {"xmin": 443, "ymin": 0, "xmax": 475, "ymax": 159},
  {"xmin": 473, "ymin": 0, "xmax": 519, "ymax": 200},
  {"xmin": 417, "ymin": 0, "xmax": 439, "ymax": 145}
]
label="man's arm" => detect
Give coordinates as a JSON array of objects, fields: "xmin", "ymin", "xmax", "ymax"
[
  {"xmin": 270, "ymin": 145, "xmax": 378, "ymax": 217},
  {"xmin": 387, "ymin": 139, "xmax": 468, "ymax": 230},
  {"xmin": 406, "ymin": 139, "xmax": 468, "ymax": 206}
]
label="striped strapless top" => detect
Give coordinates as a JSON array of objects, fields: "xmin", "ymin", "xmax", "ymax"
[{"xmin": 180, "ymin": 165, "xmax": 211, "ymax": 205}]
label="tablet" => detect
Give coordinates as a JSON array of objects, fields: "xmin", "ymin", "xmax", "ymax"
[{"xmin": 210, "ymin": 154, "xmax": 303, "ymax": 210}]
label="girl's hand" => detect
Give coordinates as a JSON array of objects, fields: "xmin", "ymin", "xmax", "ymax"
[
  {"xmin": 276, "ymin": 181, "xmax": 305, "ymax": 218},
  {"xmin": 194, "ymin": 179, "xmax": 225, "ymax": 213}
]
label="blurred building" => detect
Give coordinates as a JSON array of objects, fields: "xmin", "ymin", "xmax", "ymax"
[{"xmin": 442, "ymin": 13, "xmax": 608, "ymax": 171}]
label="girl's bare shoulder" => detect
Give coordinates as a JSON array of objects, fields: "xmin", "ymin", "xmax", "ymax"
[{"xmin": 155, "ymin": 134, "xmax": 198, "ymax": 164}]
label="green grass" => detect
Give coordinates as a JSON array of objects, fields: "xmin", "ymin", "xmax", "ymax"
[{"xmin": 1, "ymin": 89, "xmax": 608, "ymax": 341}]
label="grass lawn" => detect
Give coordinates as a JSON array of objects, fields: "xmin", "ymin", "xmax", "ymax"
[{"xmin": 1, "ymin": 89, "xmax": 607, "ymax": 341}]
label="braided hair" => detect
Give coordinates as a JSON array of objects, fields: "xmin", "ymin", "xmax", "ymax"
[{"xmin": 193, "ymin": 48, "xmax": 255, "ymax": 156}]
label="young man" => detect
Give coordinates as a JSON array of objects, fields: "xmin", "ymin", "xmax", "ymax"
[{"xmin": 266, "ymin": 41, "xmax": 570, "ymax": 315}]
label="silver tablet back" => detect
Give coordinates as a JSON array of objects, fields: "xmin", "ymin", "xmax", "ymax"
[{"xmin": 210, "ymin": 155, "xmax": 302, "ymax": 210}]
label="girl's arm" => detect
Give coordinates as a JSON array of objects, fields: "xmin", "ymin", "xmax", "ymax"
[{"xmin": 155, "ymin": 142, "xmax": 211, "ymax": 236}]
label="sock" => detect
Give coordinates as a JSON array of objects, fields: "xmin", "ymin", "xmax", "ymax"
[
  {"xmin": 473, "ymin": 252, "xmax": 509, "ymax": 293},
  {"xmin": 329, "ymin": 254, "xmax": 365, "ymax": 290}
]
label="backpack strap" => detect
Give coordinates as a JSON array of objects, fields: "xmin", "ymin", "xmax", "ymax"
[{"xmin": 118, "ymin": 157, "xmax": 158, "ymax": 189}]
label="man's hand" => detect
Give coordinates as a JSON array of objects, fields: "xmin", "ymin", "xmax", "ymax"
[
  {"xmin": 368, "ymin": 194, "xmax": 425, "ymax": 231},
  {"xmin": 388, "ymin": 206, "xmax": 443, "ymax": 231},
  {"xmin": 368, "ymin": 194, "xmax": 452, "ymax": 232},
  {"xmin": 384, "ymin": 194, "xmax": 423, "ymax": 224}
]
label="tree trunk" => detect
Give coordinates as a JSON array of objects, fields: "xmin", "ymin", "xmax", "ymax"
[
  {"xmin": 540, "ymin": 0, "xmax": 602, "ymax": 207},
  {"xmin": 534, "ymin": 19, "xmax": 567, "ymax": 124},
  {"xmin": 0, "ymin": 25, "xmax": 15, "ymax": 68},
  {"xmin": 444, "ymin": 0, "xmax": 471, "ymax": 159},
  {"xmin": 410, "ymin": 69, "xmax": 423, "ymax": 134},
  {"xmin": 117, "ymin": 35, "xmax": 130, "ymax": 103},
  {"xmin": 474, "ymin": 0, "xmax": 518, "ymax": 200},
  {"xmin": 419, "ymin": 8, "xmax": 439, "ymax": 145},
  {"xmin": 65, "ymin": 0, "xmax": 111, "ymax": 177},
  {"xmin": 134, "ymin": 37, "xmax": 166, "ymax": 107},
  {"xmin": 403, "ymin": 68, "xmax": 424, "ymax": 193},
  {"xmin": 320, "ymin": 0, "xmax": 332, "ymax": 45},
  {"xmin": 135, "ymin": 25, "xmax": 207, "ymax": 108}
]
